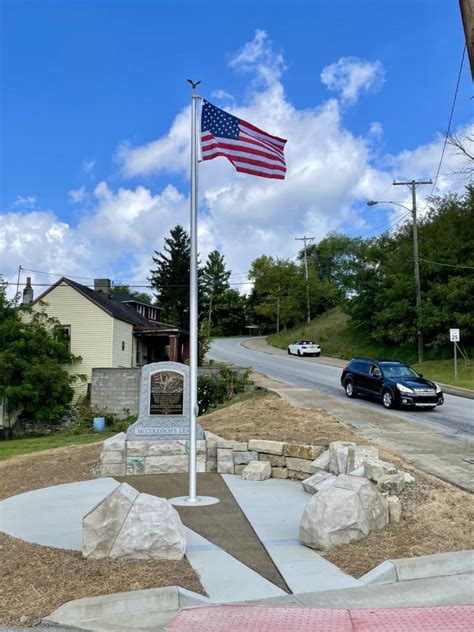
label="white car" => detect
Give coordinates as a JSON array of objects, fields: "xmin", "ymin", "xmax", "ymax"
[{"xmin": 287, "ymin": 339, "xmax": 321, "ymax": 357}]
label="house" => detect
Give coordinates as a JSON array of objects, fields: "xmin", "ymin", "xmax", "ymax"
[{"xmin": 28, "ymin": 277, "xmax": 189, "ymax": 396}]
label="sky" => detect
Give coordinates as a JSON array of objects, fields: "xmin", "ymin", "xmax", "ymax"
[{"xmin": 1, "ymin": 0, "xmax": 472, "ymax": 299}]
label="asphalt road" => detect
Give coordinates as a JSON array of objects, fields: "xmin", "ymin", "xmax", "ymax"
[{"xmin": 208, "ymin": 338, "xmax": 474, "ymax": 441}]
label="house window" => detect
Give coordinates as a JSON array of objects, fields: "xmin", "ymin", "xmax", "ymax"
[
  {"xmin": 62, "ymin": 325, "xmax": 71, "ymax": 352},
  {"xmin": 122, "ymin": 341, "xmax": 125, "ymax": 351}
]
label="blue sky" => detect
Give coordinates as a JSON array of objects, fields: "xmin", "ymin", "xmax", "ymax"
[{"xmin": 1, "ymin": 0, "xmax": 472, "ymax": 295}]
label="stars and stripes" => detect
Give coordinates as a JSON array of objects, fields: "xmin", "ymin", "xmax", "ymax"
[{"xmin": 200, "ymin": 100, "xmax": 287, "ymax": 180}]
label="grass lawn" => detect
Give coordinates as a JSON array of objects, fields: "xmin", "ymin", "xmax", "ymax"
[
  {"xmin": 0, "ymin": 431, "xmax": 115, "ymax": 461},
  {"xmin": 268, "ymin": 307, "xmax": 474, "ymax": 390}
]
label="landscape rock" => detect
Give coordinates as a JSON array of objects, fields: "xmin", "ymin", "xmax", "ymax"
[
  {"xmin": 216, "ymin": 438, "xmax": 235, "ymax": 449},
  {"xmin": 100, "ymin": 463, "xmax": 126, "ymax": 476},
  {"xmin": 301, "ymin": 470, "xmax": 334, "ymax": 494},
  {"xmin": 83, "ymin": 483, "xmax": 186, "ymax": 561},
  {"xmin": 285, "ymin": 457, "xmax": 314, "ymax": 474},
  {"xmin": 233, "ymin": 451, "xmax": 259, "ymax": 465},
  {"xmin": 300, "ymin": 474, "xmax": 389, "ymax": 550},
  {"xmin": 328, "ymin": 441, "xmax": 357, "ymax": 474},
  {"xmin": 363, "ymin": 458, "xmax": 398, "ymax": 482},
  {"xmin": 206, "ymin": 459, "xmax": 217, "ymax": 472},
  {"xmin": 108, "ymin": 493, "xmax": 185, "ymax": 560},
  {"xmin": 347, "ymin": 446, "xmax": 379, "ymax": 472},
  {"xmin": 283, "ymin": 443, "xmax": 323, "ymax": 460},
  {"xmin": 271, "ymin": 467, "xmax": 288, "ymax": 479},
  {"xmin": 310, "ymin": 450, "xmax": 330, "ymax": 473},
  {"xmin": 258, "ymin": 453, "xmax": 286, "ymax": 467},
  {"xmin": 348, "ymin": 466, "xmax": 365, "ymax": 477},
  {"xmin": 83, "ymin": 483, "xmax": 139, "ymax": 559},
  {"xmin": 217, "ymin": 448, "xmax": 234, "ymax": 461},
  {"xmin": 248, "ymin": 439, "xmax": 284, "ymax": 455},
  {"xmin": 288, "ymin": 470, "xmax": 308, "ymax": 481},
  {"xmin": 217, "ymin": 461, "xmax": 234, "ymax": 474},
  {"xmin": 232, "ymin": 442, "xmax": 248, "ymax": 451},
  {"xmin": 377, "ymin": 473, "xmax": 405, "ymax": 494},
  {"xmin": 101, "ymin": 450, "xmax": 125, "ymax": 464},
  {"xmin": 388, "ymin": 495, "xmax": 402, "ymax": 524},
  {"xmin": 403, "ymin": 472, "xmax": 415, "ymax": 484},
  {"xmin": 102, "ymin": 433, "xmax": 127, "ymax": 452},
  {"xmin": 242, "ymin": 461, "xmax": 271, "ymax": 481},
  {"xmin": 234, "ymin": 464, "xmax": 246, "ymax": 475}
]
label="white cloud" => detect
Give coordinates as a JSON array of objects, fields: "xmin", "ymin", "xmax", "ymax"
[
  {"xmin": 68, "ymin": 185, "xmax": 87, "ymax": 204},
  {"xmin": 10, "ymin": 195, "xmax": 37, "ymax": 210},
  {"xmin": 83, "ymin": 159, "xmax": 96, "ymax": 173},
  {"xmin": 3, "ymin": 33, "xmax": 471, "ymax": 301},
  {"xmin": 229, "ymin": 29, "xmax": 286, "ymax": 88},
  {"xmin": 369, "ymin": 121, "xmax": 383, "ymax": 137},
  {"xmin": 321, "ymin": 57, "xmax": 385, "ymax": 105}
]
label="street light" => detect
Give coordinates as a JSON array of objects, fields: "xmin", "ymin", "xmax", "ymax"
[{"xmin": 367, "ymin": 198, "xmax": 424, "ymax": 363}]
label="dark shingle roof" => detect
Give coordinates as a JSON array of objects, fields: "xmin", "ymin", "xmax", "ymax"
[{"xmin": 34, "ymin": 278, "xmax": 180, "ymax": 332}]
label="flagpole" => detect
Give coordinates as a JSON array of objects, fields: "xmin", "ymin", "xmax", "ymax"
[{"xmin": 187, "ymin": 81, "xmax": 200, "ymax": 503}]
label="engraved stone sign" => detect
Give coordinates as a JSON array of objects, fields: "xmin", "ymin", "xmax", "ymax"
[{"xmin": 127, "ymin": 362, "xmax": 204, "ymax": 441}]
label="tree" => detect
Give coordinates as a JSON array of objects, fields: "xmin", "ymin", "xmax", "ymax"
[
  {"xmin": 201, "ymin": 250, "xmax": 232, "ymax": 330},
  {"xmin": 347, "ymin": 186, "xmax": 474, "ymax": 354},
  {"xmin": 305, "ymin": 233, "xmax": 364, "ymax": 301},
  {"xmin": 0, "ymin": 281, "xmax": 84, "ymax": 426},
  {"xmin": 149, "ymin": 225, "xmax": 192, "ymax": 329}
]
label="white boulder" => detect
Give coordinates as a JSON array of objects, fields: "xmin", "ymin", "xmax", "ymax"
[
  {"xmin": 83, "ymin": 483, "xmax": 186, "ymax": 561},
  {"xmin": 310, "ymin": 449, "xmax": 330, "ymax": 473},
  {"xmin": 328, "ymin": 441, "xmax": 357, "ymax": 474},
  {"xmin": 346, "ymin": 446, "xmax": 379, "ymax": 472},
  {"xmin": 301, "ymin": 470, "xmax": 336, "ymax": 494},
  {"xmin": 242, "ymin": 460, "xmax": 271, "ymax": 481},
  {"xmin": 300, "ymin": 474, "xmax": 389, "ymax": 551}
]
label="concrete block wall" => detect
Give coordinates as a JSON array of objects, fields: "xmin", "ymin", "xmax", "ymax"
[{"xmin": 91, "ymin": 368, "xmax": 140, "ymax": 418}]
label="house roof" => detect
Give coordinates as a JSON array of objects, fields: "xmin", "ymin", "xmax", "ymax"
[
  {"xmin": 32, "ymin": 277, "xmax": 181, "ymax": 333},
  {"xmin": 114, "ymin": 293, "xmax": 161, "ymax": 310}
]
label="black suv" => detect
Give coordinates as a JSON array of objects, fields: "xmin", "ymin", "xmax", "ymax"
[{"xmin": 341, "ymin": 358, "xmax": 444, "ymax": 410}]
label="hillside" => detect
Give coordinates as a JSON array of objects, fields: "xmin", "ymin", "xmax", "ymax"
[{"xmin": 268, "ymin": 307, "xmax": 473, "ymax": 390}]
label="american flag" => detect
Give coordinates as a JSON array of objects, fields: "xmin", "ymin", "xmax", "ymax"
[{"xmin": 200, "ymin": 100, "xmax": 287, "ymax": 180}]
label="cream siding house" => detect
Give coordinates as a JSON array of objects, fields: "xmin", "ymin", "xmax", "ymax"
[{"xmin": 30, "ymin": 277, "xmax": 188, "ymax": 398}]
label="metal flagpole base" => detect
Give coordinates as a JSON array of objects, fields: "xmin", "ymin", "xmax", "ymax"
[{"xmin": 169, "ymin": 496, "xmax": 220, "ymax": 507}]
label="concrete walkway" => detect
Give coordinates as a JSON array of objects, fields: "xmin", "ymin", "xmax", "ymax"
[
  {"xmin": 222, "ymin": 475, "xmax": 358, "ymax": 593},
  {"xmin": 2, "ymin": 475, "xmax": 473, "ymax": 631}
]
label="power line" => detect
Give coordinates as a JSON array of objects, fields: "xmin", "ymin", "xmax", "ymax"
[
  {"xmin": 426, "ymin": 44, "xmax": 467, "ymax": 203},
  {"xmin": 418, "ymin": 257, "xmax": 474, "ymax": 270}
]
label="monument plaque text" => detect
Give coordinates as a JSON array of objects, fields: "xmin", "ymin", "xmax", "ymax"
[{"xmin": 149, "ymin": 371, "xmax": 184, "ymax": 416}]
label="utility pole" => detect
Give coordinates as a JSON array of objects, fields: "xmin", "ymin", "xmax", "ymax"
[
  {"xmin": 393, "ymin": 179, "xmax": 432, "ymax": 364},
  {"xmin": 296, "ymin": 236, "xmax": 315, "ymax": 323}
]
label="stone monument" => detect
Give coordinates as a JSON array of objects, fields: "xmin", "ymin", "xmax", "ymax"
[{"xmin": 127, "ymin": 362, "xmax": 204, "ymax": 441}]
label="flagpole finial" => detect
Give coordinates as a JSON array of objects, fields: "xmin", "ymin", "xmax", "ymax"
[{"xmin": 187, "ymin": 79, "xmax": 201, "ymax": 90}]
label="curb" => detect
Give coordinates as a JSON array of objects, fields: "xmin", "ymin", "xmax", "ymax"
[{"xmin": 359, "ymin": 550, "xmax": 474, "ymax": 585}]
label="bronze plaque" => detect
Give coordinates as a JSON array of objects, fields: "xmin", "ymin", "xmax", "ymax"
[{"xmin": 149, "ymin": 371, "xmax": 184, "ymax": 416}]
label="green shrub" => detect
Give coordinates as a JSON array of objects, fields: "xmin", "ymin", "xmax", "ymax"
[{"xmin": 198, "ymin": 366, "xmax": 250, "ymax": 414}]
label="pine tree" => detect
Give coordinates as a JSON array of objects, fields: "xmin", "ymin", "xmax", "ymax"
[
  {"xmin": 149, "ymin": 225, "xmax": 191, "ymax": 329},
  {"xmin": 201, "ymin": 250, "xmax": 231, "ymax": 328}
]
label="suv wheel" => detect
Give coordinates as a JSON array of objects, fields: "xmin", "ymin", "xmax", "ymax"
[
  {"xmin": 287, "ymin": 348, "xmax": 291, "ymax": 354},
  {"xmin": 297, "ymin": 349, "xmax": 302, "ymax": 356},
  {"xmin": 382, "ymin": 389, "xmax": 394, "ymax": 409},
  {"xmin": 344, "ymin": 379, "xmax": 357, "ymax": 398}
]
